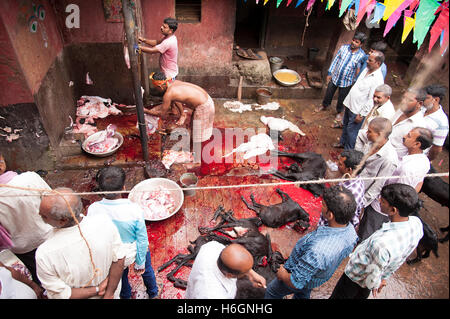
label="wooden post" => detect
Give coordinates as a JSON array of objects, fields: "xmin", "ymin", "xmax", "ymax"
[
  {"xmin": 237, "ymin": 76, "xmax": 243, "ymax": 101},
  {"xmin": 122, "ymin": 0, "xmax": 149, "ymax": 162},
  {"xmin": 135, "ymin": 0, "xmax": 150, "ymax": 104}
]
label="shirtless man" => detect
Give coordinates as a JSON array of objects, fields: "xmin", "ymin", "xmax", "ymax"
[{"xmin": 144, "ymin": 72, "xmax": 215, "ymax": 146}]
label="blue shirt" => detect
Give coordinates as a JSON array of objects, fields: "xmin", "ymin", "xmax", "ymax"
[
  {"xmin": 328, "ymin": 44, "xmax": 366, "ymax": 88},
  {"xmin": 284, "ymin": 224, "xmax": 358, "ymax": 290},
  {"xmin": 357, "ymin": 54, "xmax": 387, "ymax": 80},
  {"xmin": 87, "ymin": 198, "xmax": 149, "ymax": 268}
]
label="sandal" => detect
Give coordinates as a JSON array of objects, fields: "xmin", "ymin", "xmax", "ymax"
[
  {"xmin": 332, "ymin": 142, "xmax": 344, "ymax": 149},
  {"xmin": 331, "ymin": 121, "xmax": 343, "ymax": 129}
]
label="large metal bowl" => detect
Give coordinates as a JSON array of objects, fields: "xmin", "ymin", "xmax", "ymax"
[
  {"xmin": 128, "ymin": 178, "xmax": 184, "ymax": 221},
  {"xmin": 273, "ymin": 69, "xmax": 301, "ymax": 87},
  {"xmin": 81, "ymin": 131, "xmax": 123, "ymax": 157}
]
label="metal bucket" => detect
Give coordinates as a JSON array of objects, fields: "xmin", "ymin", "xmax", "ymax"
[
  {"xmin": 256, "ymin": 88, "xmax": 273, "ymax": 105},
  {"xmin": 269, "ymin": 56, "xmax": 284, "ymax": 73},
  {"xmin": 180, "ymin": 173, "xmax": 198, "ymax": 197}
]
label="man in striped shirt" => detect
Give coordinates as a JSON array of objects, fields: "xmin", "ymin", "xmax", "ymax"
[
  {"xmin": 315, "ymin": 32, "xmax": 367, "ymax": 124},
  {"xmin": 329, "ymin": 183, "xmax": 423, "ymax": 299},
  {"xmin": 422, "ymin": 84, "xmax": 449, "ymax": 161},
  {"xmin": 264, "ymin": 186, "xmax": 358, "ymax": 299}
]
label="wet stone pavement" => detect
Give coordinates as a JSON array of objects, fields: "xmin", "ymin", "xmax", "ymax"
[{"xmin": 44, "ymin": 97, "xmax": 449, "ymax": 299}]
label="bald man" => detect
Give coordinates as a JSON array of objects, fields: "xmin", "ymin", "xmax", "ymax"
[
  {"xmin": 185, "ymin": 242, "xmax": 266, "ymax": 299},
  {"xmin": 35, "ymin": 188, "xmax": 127, "ymax": 299}
]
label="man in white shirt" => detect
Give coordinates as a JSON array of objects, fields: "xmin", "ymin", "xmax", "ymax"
[
  {"xmin": 334, "ymin": 51, "xmax": 385, "ymax": 149},
  {"xmin": 0, "ymin": 171, "xmax": 52, "ymax": 285},
  {"xmin": 422, "ymin": 84, "xmax": 449, "ymax": 161},
  {"xmin": 185, "ymin": 242, "xmax": 266, "ymax": 299},
  {"xmin": 358, "ymin": 127, "xmax": 432, "ymax": 242},
  {"xmin": 36, "ymin": 188, "xmax": 126, "ymax": 299},
  {"xmin": 389, "ymin": 88, "xmax": 427, "ymax": 161},
  {"xmin": 362, "ymin": 84, "xmax": 396, "ymax": 129}
]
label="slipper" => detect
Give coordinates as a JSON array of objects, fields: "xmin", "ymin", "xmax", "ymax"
[
  {"xmin": 332, "ymin": 142, "xmax": 344, "ymax": 149},
  {"xmin": 334, "ymin": 113, "xmax": 343, "ymax": 122},
  {"xmin": 331, "ymin": 121, "xmax": 343, "ymax": 129}
]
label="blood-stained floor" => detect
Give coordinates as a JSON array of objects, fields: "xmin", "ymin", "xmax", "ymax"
[{"xmin": 44, "ymin": 96, "xmax": 449, "ymax": 299}]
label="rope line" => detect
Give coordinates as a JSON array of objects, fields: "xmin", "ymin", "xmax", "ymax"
[{"xmin": 1, "ymin": 172, "xmax": 447, "ymax": 197}]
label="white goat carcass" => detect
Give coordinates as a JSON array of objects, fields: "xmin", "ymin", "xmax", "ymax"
[
  {"xmin": 223, "ymin": 133, "xmax": 275, "ymax": 160},
  {"xmin": 260, "ymin": 116, "xmax": 305, "ymax": 136}
]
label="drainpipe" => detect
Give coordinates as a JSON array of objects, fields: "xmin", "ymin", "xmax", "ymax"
[{"xmin": 122, "ymin": 0, "xmax": 149, "ymax": 162}]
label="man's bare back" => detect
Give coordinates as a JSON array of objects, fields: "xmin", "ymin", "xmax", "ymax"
[{"xmin": 144, "ymin": 80, "xmax": 209, "ymax": 125}]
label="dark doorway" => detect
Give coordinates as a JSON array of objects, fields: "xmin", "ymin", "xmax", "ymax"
[{"xmin": 234, "ymin": 0, "xmax": 267, "ymax": 49}]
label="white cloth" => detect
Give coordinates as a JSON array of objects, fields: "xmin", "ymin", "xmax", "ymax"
[
  {"xmin": 185, "ymin": 241, "xmax": 237, "ymax": 299},
  {"xmin": 343, "ymin": 67, "xmax": 384, "ymax": 117},
  {"xmin": 0, "ymin": 172, "xmax": 52, "ymax": 254},
  {"xmin": 0, "ymin": 266, "xmax": 37, "ymax": 299},
  {"xmin": 370, "ymin": 153, "xmax": 430, "ymax": 214},
  {"xmin": 362, "ymin": 99, "xmax": 396, "ymax": 129},
  {"xmin": 36, "ymin": 214, "xmax": 127, "ymax": 299},
  {"xmin": 389, "ymin": 109, "xmax": 427, "ymax": 161}
]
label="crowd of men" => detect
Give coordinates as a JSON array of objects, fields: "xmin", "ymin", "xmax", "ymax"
[{"xmin": 0, "ymin": 28, "xmax": 448, "ymax": 300}]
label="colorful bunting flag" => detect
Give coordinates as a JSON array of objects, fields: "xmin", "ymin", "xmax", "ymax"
[
  {"xmin": 382, "ymin": 0, "xmax": 403, "ymax": 21},
  {"xmin": 286, "ymin": 0, "xmax": 293, "ymax": 6},
  {"xmin": 402, "ymin": 14, "xmax": 416, "ymax": 43},
  {"xmin": 339, "ymin": 0, "xmax": 354, "ymax": 17},
  {"xmin": 413, "ymin": 0, "xmax": 440, "ymax": 49},
  {"xmin": 307, "ymin": 0, "xmax": 317, "ymax": 11},
  {"xmin": 383, "ymin": 0, "xmax": 414, "ymax": 37},
  {"xmin": 264, "ymin": 0, "xmax": 269, "ymax": 5},
  {"xmin": 370, "ymin": 2, "xmax": 385, "ymax": 23},
  {"xmin": 356, "ymin": 0, "xmax": 375, "ymax": 25},
  {"xmin": 296, "ymin": 0, "xmax": 305, "ymax": 7},
  {"xmin": 428, "ymin": 1, "xmax": 449, "ymax": 54},
  {"xmin": 277, "ymin": 0, "xmax": 283, "ymax": 7},
  {"xmin": 326, "ymin": 0, "xmax": 336, "ymax": 10}
]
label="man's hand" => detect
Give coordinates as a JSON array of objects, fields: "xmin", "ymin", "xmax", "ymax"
[
  {"xmin": 372, "ymin": 279, "xmax": 386, "ymax": 298},
  {"xmin": 326, "ymin": 75, "xmax": 332, "ymax": 84},
  {"xmin": 138, "ymin": 36, "xmax": 145, "ymax": 43},
  {"xmin": 97, "ymin": 276, "xmax": 109, "ymax": 297},
  {"xmin": 247, "ymin": 269, "xmax": 266, "ymax": 289},
  {"xmin": 133, "ymin": 265, "xmax": 145, "ymax": 276},
  {"xmin": 354, "ymin": 114, "xmax": 363, "ymax": 123}
]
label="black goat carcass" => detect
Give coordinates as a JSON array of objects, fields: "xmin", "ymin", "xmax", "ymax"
[
  {"xmin": 158, "ymin": 206, "xmax": 285, "ymax": 298},
  {"xmin": 407, "ymin": 213, "xmax": 439, "ymax": 265},
  {"xmin": 241, "ymin": 188, "xmax": 310, "ymax": 230},
  {"xmin": 271, "ymin": 151, "xmax": 327, "ymax": 197},
  {"xmin": 420, "ymin": 166, "xmax": 449, "ymax": 242}
]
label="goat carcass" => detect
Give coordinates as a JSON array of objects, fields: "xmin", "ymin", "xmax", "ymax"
[
  {"xmin": 420, "ymin": 166, "xmax": 449, "ymax": 242},
  {"xmin": 158, "ymin": 206, "xmax": 285, "ymax": 298},
  {"xmin": 407, "ymin": 213, "xmax": 439, "ymax": 265},
  {"xmin": 271, "ymin": 151, "xmax": 327, "ymax": 197},
  {"xmin": 241, "ymin": 188, "xmax": 310, "ymax": 230},
  {"xmin": 260, "ymin": 116, "xmax": 305, "ymax": 136},
  {"xmin": 223, "ymin": 133, "xmax": 275, "ymax": 160}
]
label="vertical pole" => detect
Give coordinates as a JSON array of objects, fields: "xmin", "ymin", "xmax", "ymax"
[
  {"xmin": 122, "ymin": 0, "xmax": 149, "ymax": 162},
  {"xmin": 135, "ymin": 0, "xmax": 150, "ymax": 103}
]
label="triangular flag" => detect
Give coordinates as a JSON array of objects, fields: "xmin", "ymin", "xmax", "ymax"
[
  {"xmin": 256, "ymin": 0, "xmax": 259, "ymax": 4},
  {"xmin": 286, "ymin": 0, "xmax": 293, "ymax": 6},
  {"xmin": 356, "ymin": 0, "xmax": 370, "ymax": 25},
  {"xmin": 402, "ymin": 14, "xmax": 415, "ymax": 43},
  {"xmin": 413, "ymin": 0, "xmax": 440, "ymax": 49},
  {"xmin": 339, "ymin": 0, "xmax": 353, "ymax": 17},
  {"xmin": 428, "ymin": 3, "xmax": 449, "ymax": 53},
  {"xmin": 382, "ymin": 0, "xmax": 404, "ymax": 21},
  {"xmin": 383, "ymin": 0, "xmax": 414, "ymax": 37},
  {"xmin": 326, "ymin": 0, "xmax": 336, "ymax": 10},
  {"xmin": 370, "ymin": 2, "xmax": 385, "ymax": 24},
  {"xmin": 277, "ymin": 0, "xmax": 283, "ymax": 7},
  {"xmin": 264, "ymin": 0, "xmax": 269, "ymax": 5},
  {"xmin": 307, "ymin": 0, "xmax": 317, "ymax": 11},
  {"xmin": 296, "ymin": 0, "xmax": 305, "ymax": 7}
]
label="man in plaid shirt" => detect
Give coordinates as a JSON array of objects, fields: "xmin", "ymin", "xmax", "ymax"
[
  {"xmin": 315, "ymin": 32, "xmax": 367, "ymax": 125},
  {"xmin": 318, "ymin": 149, "xmax": 365, "ymax": 230},
  {"xmin": 329, "ymin": 183, "xmax": 423, "ymax": 299}
]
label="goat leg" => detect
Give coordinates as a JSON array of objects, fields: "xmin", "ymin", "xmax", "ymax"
[
  {"xmin": 241, "ymin": 195, "xmax": 260, "ymax": 213},
  {"xmin": 272, "ymin": 170, "xmax": 296, "ymax": 181}
]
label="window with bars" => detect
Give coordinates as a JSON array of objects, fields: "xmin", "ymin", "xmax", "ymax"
[{"xmin": 176, "ymin": 0, "xmax": 201, "ymax": 23}]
